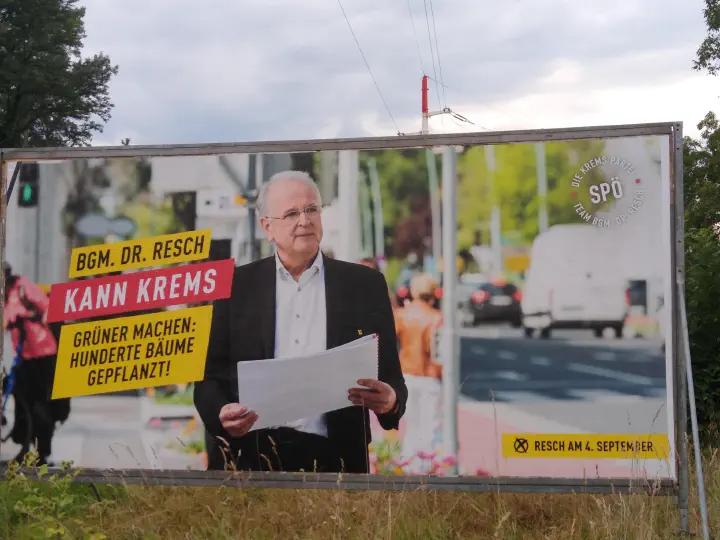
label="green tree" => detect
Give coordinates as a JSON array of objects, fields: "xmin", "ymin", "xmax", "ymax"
[
  {"xmin": 682, "ymin": 113, "xmax": 720, "ymax": 440},
  {"xmin": 359, "ymin": 149, "xmax": 434, "ymax": 257},
  {"xmin": 0, "ymin": 0, "xmax": 118, "ymax": 147},
  {"xmin": 685, "ymin": 113, "xmax": 720, "ymax": 229},
  {"xmin": 106, "ymin": 157, "xmax": 182, "ymax": 239},
  {"xmin": 455, "ymin": 140, "xmax": 606, "ymax": 249},
  {"xmin": 694, "ymin": 0, "xmax": 720, "ymax": 75},
  {"xmin": 62, "ymin": 159, "xmax": 110, "ymax": 250},
  {"xmin": 687, "ymin": 0, "xmax": 720, "ymax": 441}
]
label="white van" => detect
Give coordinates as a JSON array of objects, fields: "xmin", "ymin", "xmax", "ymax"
[{"xmin": 521, "ymin": 224, "xmax": 629, "ymax": 339}]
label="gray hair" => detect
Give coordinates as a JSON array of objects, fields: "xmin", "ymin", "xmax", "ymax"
[{"xmin": 256, "ymin": 170, "xmax": 322, "ymax": 217}]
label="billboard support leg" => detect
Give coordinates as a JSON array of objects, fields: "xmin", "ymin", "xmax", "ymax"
[
  {"xmin": 0, "ymin": 156, "xmax": 7, "ymax": 460},
  {"xmin": 678, "ymin": 283, "xmax": 710, "ymax": 540},
  {"xmin": 441, "ymin": 145, "xmax": 459, "ymax": 474},
  {"xmin": 671, "ymin": 122, "xmax": 690, "ymax": 534}
]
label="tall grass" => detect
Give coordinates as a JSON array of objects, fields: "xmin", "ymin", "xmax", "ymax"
[{"xmin": 1, "ymin": 447, "xmax": 717, "ymax": 539}]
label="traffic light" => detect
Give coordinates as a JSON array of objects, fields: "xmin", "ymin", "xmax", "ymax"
[{"xmin": 17, "ymin": 162, "xmax": 39, "ymax": 208}]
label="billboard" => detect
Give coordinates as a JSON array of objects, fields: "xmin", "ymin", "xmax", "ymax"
[{"xmin": 0, "ymin": 122, "xmax": 684, "ymax": 495}]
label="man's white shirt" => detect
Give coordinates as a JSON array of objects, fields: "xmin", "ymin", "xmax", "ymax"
[{"xmin": 273, "ymin": 250, "xmax": 328, "ymax": 437}]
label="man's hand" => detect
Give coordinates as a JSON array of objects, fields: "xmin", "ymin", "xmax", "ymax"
[
  {"xmin": 219, "ymin": 403, "xmax": 257, "ymax": 438},
  {"xmin": 348, "ymin": 379, "xmax": 397, "ymax": 415}
]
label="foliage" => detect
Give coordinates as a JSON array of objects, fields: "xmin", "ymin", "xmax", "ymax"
[
  {"xmin": 119, "ymin": 198, "xmax": 180, "ymax": 239},
  {"xmin": 682, "ymin": 112, "xmax": 720, "ymax": 443},
  {"xmin": 2, "ymin": 450, "xmax": 110, "ymax": 539},
  {"xmin": 694, "ymin": 0, "xmax": 720, "ymax": 75},
  {"xmin": 685, "ymin": 227, "xmax": 720, "ymax": 439},
  {"xmin": 62, "ymin": 160, "xmax": 111, "ymax": 250},
  {"xmin": 362, "ymin": 140, "xmax": 611, "ymax": 259},
  {"xmin": 5, "ymin": 452, "xmax": 716, "ymax": 538},
  {"xmin": 684, "ymin": 112, "xmax": 720, "ymax": 229},
  {"xmin": 61, "ymin": 154, "xmax": 186, "ymax": 249},
  {"xmin": 369, "ymin": 439, "xmax": 470, "ymax": 477},
  {"xmin": 0, "ymin": 0, "xmax": 118, "ymax": 147},
  {"xmin": 1, "ymin": 0, "xmax": 119, "ymax": 250},
  {"xmin": 166, "ymin": 438, "xmax": 206, "ymax": 456},
  {"xmin": 455, "ymin": 140, "xmax": 607, "ymax": 249},
  {"xmin": 153, "ymin": 386, "xmax": 195, "ymax": 406},
  {"xmin": 360, "ymin": 149, "xmax": 436, "ymax": 259}
]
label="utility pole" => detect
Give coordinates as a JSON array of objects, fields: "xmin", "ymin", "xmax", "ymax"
[
  {"xmin": 417, "ymin": 75, "xmax": 473, "ymax": 135},
  {"xmin": 535, "ymin": 143, "xmax": 549, "ymax": 234},
  {"xmin": 366, "ymin": 158, "xmax": 385, "ymax": 261},
  {"xmin": 426, "ymin": 149, "xmax": 442, "ymax": 278},
  {"xmin": 248, "ymin": 154, "xmax": 263, "ymax": 261},
  {"xmin": 411, "ymin": 75, "xmax": 472, "ymax": 276},
  {"xmin": 405, "ymin": 75, "xmax": 469, "ymax": 474},
  {"xmin": 440, "ymin": 145, "xmax": 459, "ymax": 474},
  {"xmin": 217, "ymin": 154, "xmax": 259, "ymax": 262},
  {"xmin": 484, "ymin": 146, "xmax": 503, "ymax": 276}
]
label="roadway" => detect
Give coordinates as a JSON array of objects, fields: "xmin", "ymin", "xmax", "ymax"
[
  {"xmin": 2, "ymin": 323, "xmax": 671, "ymax": 478},
  {"xmin": 0, "ymin": 395, "xmax": 203, "ymax": 470},
  {"xmin": 458, "ymin": 325, "xmax": 667, "ymax": 409},
  {"xmin": 371, "ymin": 323, "xmax": 672, "ymax": 479}
]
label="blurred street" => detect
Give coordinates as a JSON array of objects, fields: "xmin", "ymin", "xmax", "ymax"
[
  {"xmin": 2, "ymin": 323, "xmax": 669, "ymax": 478},
  {"xmin": 458, "ymin": 325, "xmax": 666, "ymax": 405},
  {"xmin": 455, "ymin": 324, "xmax": 670, "ymax": 479},
  {"xmin": 0, "ymin": 395, "xmax": 203, "ymax": 470},
  {"xmin": 371, "ymin": 322, "xmax": 670, "ymax": 479}
]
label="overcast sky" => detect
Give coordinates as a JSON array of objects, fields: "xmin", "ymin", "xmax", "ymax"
[{"xmin": 81, "ymin": 0, "xmax": 716, "ymax": 146}]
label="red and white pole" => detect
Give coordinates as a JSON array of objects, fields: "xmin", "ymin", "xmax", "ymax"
[{"xmin": 421, "ymin": 75, "xmax": 429, "ymax": 134}]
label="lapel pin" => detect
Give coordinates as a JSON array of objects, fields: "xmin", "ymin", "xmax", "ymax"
[{"xmin": 358, "ymin": 329, "xmax": 363, "ymax": 336}]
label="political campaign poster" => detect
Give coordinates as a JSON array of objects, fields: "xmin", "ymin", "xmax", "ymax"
[
  {"xmin": 0, "ymin": 127, "xmax": 676, "ymax": 489},
  {"xmin": 365, "ymin": 135, "xmax": 674, "ymax": 482}
]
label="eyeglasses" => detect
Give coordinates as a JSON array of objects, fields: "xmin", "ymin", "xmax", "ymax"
[{"xmin": 265, "ymin": 204, "xmax": 321, "ymax": 222}]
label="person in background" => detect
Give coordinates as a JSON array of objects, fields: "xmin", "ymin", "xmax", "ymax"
[
  {"xmin": 357, "ymin": 257, "xmax": 398, "ymax": 310},
  {"xmin": 393, "ymin": 272, "xmax": 444, "ymax": 474},
  {"xmin": 3, "ymin": 263, "xmax": 65, "ymax": 465}
]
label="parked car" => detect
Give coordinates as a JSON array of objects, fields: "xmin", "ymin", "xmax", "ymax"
[{"xmin": 460, "ymin": 278, "xmax": 523, "ymax": 327}]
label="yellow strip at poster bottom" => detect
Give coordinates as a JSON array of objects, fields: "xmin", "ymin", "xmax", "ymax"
[
  {"xmin": 501, "ymin": 433, "xmax": 670, "ymax": 459},
  {"xmin": 51, "ymin": 305, "xmax": 213, "ymax": 399}
]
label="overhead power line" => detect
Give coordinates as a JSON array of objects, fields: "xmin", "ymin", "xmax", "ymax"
[
  {"xmin": 405, "ymin": 0, "xmax": 426, "ymax": 76},
  {"xmin": 427, "ymin": 0, "xmax": 447, "ymax": 109},
  {"xmin": 422, "ymin": 0, "xmax": 441, "ymax": 113},
  {"xmin": 336, "ymin": 0, "xmax": 402, "ymax": 135}
]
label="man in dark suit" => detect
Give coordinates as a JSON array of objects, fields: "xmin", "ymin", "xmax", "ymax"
[{"xmin": 194, "ymin": 170, "xmax": 407, "ymax": 474}]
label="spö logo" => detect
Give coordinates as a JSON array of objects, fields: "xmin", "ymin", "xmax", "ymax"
[
  {"xmin": 589, "ymin": 176, "xmax": 624, "ymax": 204},
  {"xmin": 570, "ymin": 156, "xmax": 644, "ymax": 227}
]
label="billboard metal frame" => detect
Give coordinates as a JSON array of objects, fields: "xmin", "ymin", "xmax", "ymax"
[{"xmin": 0, "ymin": 121, "xmax": 687, "ymax": 502}]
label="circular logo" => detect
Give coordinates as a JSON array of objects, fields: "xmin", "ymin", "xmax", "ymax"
[
  {"xmin": 570, "ymin": 156, "xmax": 644, "ymax": 227},
  {"xmin": 513, "ymin": 437, "xmax": 529, "ymax": 454}
]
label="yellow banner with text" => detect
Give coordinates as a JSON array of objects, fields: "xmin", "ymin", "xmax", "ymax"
[
  {"xmin": 67, "ymin": 229, "xmax": 212, "ymax": 278},
  {"xmin": 51, "ymin": 305, "xmax": 213, "ymax": 399},
  {"xmin": 501, "ymin": 433, "xmax": 670, "ymax": 459}
]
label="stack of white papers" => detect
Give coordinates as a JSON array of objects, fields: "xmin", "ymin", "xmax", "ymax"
[{"xmin": 236, "ymin": 334, "xmax": 379, "ymax": 430}]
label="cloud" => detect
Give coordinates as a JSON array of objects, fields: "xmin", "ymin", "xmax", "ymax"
[{"xmin": 80, "ymin": 0, "xmax": 713, "ymax": 146}]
